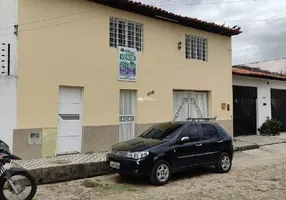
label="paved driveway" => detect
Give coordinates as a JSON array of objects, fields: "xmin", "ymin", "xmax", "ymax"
[{"xmin": 35, "ymin": 143, "xmax": 286, "ymax": 200}]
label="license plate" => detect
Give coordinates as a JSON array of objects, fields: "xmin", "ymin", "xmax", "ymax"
[{"xmin": 110, "ymin": 161, "xmax": 120, "ymax": 169}]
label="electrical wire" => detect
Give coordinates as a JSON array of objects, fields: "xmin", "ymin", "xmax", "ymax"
[
  {"xmin": 0, "ymin": 0, "xmax": 275, "ymax": 31},
  {"xmin": 0, "ymin": 7, "xmax": 102, "ymax": 31},
  {"xmin": 0, "ymin": 13, "xmax": 109, "ymax": 37},
  {"xmin": 235, "ymin": 41, "xmax": 286, "ymax": 50},
  {"xmin": 215, "ymin": 17, "xmax": 286, "ymax": 23},
  {"xmin": 0, "ymin": 0, "xmax": 282, "ymax": 34},
  {"xmin": 233, "ymin": 43, "xmax": 286, "ymax": 64}
]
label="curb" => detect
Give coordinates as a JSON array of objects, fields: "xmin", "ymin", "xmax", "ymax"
[
  {"xmin": 234, "ymin": 144, "xmax": 260, "ymax": 152},
  {"xmin": 28, "ymin": 161, "xmax": 111, "ymax": 185},
  {"xmin": 259, "ymin": 140, "xmax": 286, "ymax": 147}
]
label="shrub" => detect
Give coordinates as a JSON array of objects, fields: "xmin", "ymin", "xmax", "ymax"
[{"xmin": 258, "ymin": 119, "xmax": 282, "ymax": 136}]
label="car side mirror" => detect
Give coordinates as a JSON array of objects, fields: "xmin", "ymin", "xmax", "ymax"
[{"xmin": 180, "ymin": 136, "xmax": 189, "ymax": 143}]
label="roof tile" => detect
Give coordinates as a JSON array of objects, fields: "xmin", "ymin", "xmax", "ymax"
[
  {"xmin": 233, "ymin": 66, "xmax": 286, "ymax": 81},
  {"xmin": 92, "ymin": 0, "xmax": 241, "ymax": 36}
]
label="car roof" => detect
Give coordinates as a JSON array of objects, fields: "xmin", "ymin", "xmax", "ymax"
[{"xmin": 169, "ymin": 121, "xmax": 218, "ymax": 125}]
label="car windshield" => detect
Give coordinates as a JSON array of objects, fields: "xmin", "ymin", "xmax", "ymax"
[{"xmin": 140, "ymin": 123, "xmax": 183, "ymax": 140}]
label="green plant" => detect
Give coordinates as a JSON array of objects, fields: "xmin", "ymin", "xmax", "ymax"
[
  {"xmin": 258, "ymin": 119, "xmax": 282, "ymax": 136},
  {"xmin": 82, "ymin": 180, "xmax": 102, "ymax": 188},
  {"xmin": 82, "ymin": 179, "xmax": 137, "ymax": 191}
]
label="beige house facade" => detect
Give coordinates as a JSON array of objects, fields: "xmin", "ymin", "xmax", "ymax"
[{"xmin": 4, "ymin": 0, "xmax": 241, "ymax": 159}]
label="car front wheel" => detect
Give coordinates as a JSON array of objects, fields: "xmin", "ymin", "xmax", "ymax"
[
  {"xmin": 150, "ymin": 160, "xmax": 171, "ymax": 186},
  {"xmin": 216, "ymin": 152, "xmax": 232, "ymax": 173}
]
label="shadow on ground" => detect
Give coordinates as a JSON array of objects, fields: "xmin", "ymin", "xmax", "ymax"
[{"xmin": 109, "ymin": 166, "xmax": 217, "ymax": 187}]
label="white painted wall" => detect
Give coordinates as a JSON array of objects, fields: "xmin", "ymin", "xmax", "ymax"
[
  {"xmin": 233, "ymin": 75, "xmax": 286, "ymax": 134},
  {"xmin": 0, "ymin": 0, "xmax": 18, "ymax": 75},
  {"xmin": 0, "ymin": 76, "xmax": 16, "ymax": 150},
  {"xmin": 246, "ymin": 57, "xmax": 286, "ymax": 74},
  {"xmin": 0, "ymin": 0, "xmax": 18, "ymax": 150}
]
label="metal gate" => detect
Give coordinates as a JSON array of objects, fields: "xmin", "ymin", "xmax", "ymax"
[
  {"xmin": 233, "ymin": 86, "xmax": 257, "ymax": 136},
  {"xmin": 119, "ymin": 90, "xmax": 136, "ymax": 142},
  {"xmin": 271, "ymin": 89, "xmax": 286, "ymax": 131}
]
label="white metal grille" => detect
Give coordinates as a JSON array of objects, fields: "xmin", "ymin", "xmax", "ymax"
[
  {"xmin": 119, "ymin": 90, "xmax": 136, "ymax": 142},
  {"xmin": 185, "ymin": 35, "xmax": 208, "ymax": 61},
  {"xmin": 110, "ymin": 17, "xmax": 143, "ymax": 51}
]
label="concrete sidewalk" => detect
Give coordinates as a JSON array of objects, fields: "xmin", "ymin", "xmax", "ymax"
[
  {"xmin": 234, "ymin": 133, "xmax": 286, "ymax": 149},
  {"xmin": 14, "ymin": 133, "xmax": 286, "ymax": 185}
]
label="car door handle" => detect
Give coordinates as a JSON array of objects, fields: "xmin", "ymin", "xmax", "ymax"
[
  {"xmin": 195, "ymin": 143, "xmax": 202, "ymax": 147},
  {"xmin": 217, "ymin": 140, "xmax": 223, "ymax": 143}
]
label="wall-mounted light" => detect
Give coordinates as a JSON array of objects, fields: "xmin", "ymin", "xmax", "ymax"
[
  {"xmin": 178, "ymin": 41, "xmax": 182, "ymax": 50},
  {"xmin": 14, "ymin": 25, "xmax": 18, "ymax": 37}
]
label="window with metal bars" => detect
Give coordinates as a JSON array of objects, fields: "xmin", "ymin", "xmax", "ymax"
[
  {"xmin": 185, "ymin": 35, "xmax": 208, "ymax": 61},
  {"xmin": 110, "ymin": 17, "xmax": 143, "ymax": 51}
]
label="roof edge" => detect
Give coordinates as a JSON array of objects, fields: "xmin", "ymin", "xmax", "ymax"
[
  {"xmin": 91, "ymin": 0, "xmax": 242, "ymax": 37},
  {"xmin": 233, "ymin": 65, "xmax": 286, "ymax": 81}
]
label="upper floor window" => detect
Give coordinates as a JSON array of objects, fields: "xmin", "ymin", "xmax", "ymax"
[
  {"xmin": 185, "ymin": 35, "xmax": 208, "ymax": 61},
  {"xmin": 110, "ymin": 17, "xmax": 143, "ymax": 51}
]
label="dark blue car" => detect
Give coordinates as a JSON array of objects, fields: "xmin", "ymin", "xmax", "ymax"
[{"xmin": 107, "ymin": 119, "xmax": 234, "ymax": 186}]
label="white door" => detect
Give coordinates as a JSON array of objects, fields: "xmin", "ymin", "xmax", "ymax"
[
  {"xmin": 119, "ymin": 90, "xmax": 136, "ymax": 142},
  {"xmin": 173, "ymin": 91, "xmax": 208, "ymax": 121},
  {"xmin": 57, "ymin": 87, "xmax": 83, "ymax": 155}
]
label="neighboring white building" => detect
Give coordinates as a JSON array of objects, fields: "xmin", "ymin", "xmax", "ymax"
[
  {"xmin": 232, "ymin": 66, "xmax": 286, "ymax": 137},
  {"xmin": 0, "ymin": 0, "xmax": 18, "ymax": 150},
  {"xmin": 244, "ymin": 57, "xmax": 286, "ymax": 74}
]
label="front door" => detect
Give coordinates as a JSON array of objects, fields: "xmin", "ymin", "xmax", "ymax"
[
  {"xmin": 197, "ymin": 124, "xmax": 221, "ymax": 165},
  {"xmin": 271, "ymin": 89, "xmax": 286, "ymax": 131},
  {"xmin": 119, "ymin": 90, "xmax": 136, "ymax": 142},
  {"xmin": 233, "ymin": 86, "xmax": 257, "ymax": 136},
  {"xmin": 57, "ymin": 87, "xmax": 82, "ymax": 155},
  {"xmin": 172, "ymin": 124, "xmax": 201, "ymax": 169}
]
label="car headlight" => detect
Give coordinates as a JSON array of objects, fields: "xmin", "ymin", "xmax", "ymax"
[{"xmin": 127, "ymin": 151, "xmax": 149, "ymax": 159}]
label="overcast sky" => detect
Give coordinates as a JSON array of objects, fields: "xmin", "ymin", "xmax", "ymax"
[{"xmin": 136, "ymin": 0, "xmax": 286, "ymax": 65}]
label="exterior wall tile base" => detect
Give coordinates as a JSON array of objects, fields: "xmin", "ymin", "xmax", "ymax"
[{"xmin": 13, "ymin": 120, "xmax": 233, "ymax": 159}]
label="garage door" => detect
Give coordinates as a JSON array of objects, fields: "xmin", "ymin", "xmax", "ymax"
[
  {"xmin": 173, "ymin": 91, "xmax": 208, "ymax": 121},
  {"xmin": 271, "ymin": 89, "xmax": 286, "ymax": 131}
]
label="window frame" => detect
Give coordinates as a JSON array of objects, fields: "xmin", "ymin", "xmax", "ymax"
[
  {"xmin": 178, "ymin": 124, "xmax": 201, "ymax": 143},
  {"xmin": 140, "ymin": 123, "xmax": 184, "ymax": 140},
  {"xmin": 200, "ymin": 124, "xmax": 221, "ymax": 141},
  {"xmin": 185, "ymin": 35, "xmax": 208, "ymax": 62},
  {"xmin": 110, "ymin": 17, "xmax": 144, "ymax": 52}
]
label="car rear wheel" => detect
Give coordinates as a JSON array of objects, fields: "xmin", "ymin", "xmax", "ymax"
[
  {"xmin": 150, "ymin": 160, "xmax": 171, "ymax": 186},
  {"xmin": 216, "ymin": 152, "xmax": 232, "ymax": 173}
]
